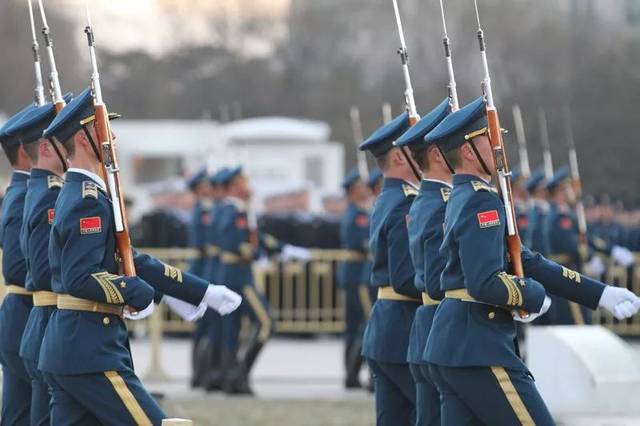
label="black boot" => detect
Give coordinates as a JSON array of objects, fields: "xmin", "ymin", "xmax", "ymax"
[
  {"xmin": 191, "ymin": 338, "xmax": 210, "ymax": 388},
  {"xmin": 221, "ymin": 350, "xmax": 254, "ymax": 395},
  {"xmin": 345, "ymin": 341, "xmax": 363, "ymax": 389}
]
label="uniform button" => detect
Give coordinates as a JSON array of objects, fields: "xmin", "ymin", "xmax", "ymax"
[
  {"xmin": 488, "ymin": 311, "xmax": 496, "ymax": 320},
  {"xmin": 103, "ymin": 316, "xmax": 111, "ymax": 325}
]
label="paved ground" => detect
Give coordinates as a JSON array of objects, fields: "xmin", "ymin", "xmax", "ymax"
[{"xmin": 131, "ymin": 336, "xmax": 640, "ymax": 425}]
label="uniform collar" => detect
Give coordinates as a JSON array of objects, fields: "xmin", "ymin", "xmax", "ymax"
[
  {"xmin": 11, "ymin": 170, "xmax": 30, "ymax": 183},
  {"xmin": 66, "ymin": 167, "xmax": 107, "ymax": 192},
  {"xmin": 382, "ymin": 177, "xmax": 418, "ymax": 192},
  {"xmin": 420, "ymin": 178, "xmax": 452, "ymax": 191},
  {"xmin": 452, "ymin": 173, "xmax": 491, "ymax": 187},
  {"xmin": 29, "ymin": 168, "xmax": 56, "ymax": 179}
]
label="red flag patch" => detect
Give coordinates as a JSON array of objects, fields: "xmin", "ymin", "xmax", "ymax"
[
  {"xmin": 47, "ymin": 209, "xmax": 55, "ymax": 224},
  {"xmin": 201, "ymin": 212, "xmax": 211, "ymax": 225},
  {"xmin": 560, "ymin": 217, "xmax": 573, "ymax": 229},
  {"xmin": 355, "ymin": 214, "xmax": 368, "ymax": 227},
  {"xmin": 235, "ymin": 216, "xmax": 248, "ymax": 229},
  {"xmin": 80, "ymin": 216, "xmax": 102, "ymax": 234},
  {"xmin": 477, "ymin": 210, "xmax": 500, "ymax": 228}
]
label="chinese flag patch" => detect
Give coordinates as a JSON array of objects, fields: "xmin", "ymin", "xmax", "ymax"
[
  {"xmin": 560, "ymin": 217, "xmax": 573, "ymax": 229},
  {"xmin": 477, "ymin": 210, "xmax": 500, "ymax": 228},
  {"xmin": 47, "ymin": 209, "xmax": 55, "ymax": 224},
  {"xmin": 356, "ymin": 214, "xmax": 368, "ymax": 227},
  {"xmin": 201, "ymin": 212, "xmax": 210, "ymax": 225},
  {"xmin": 235, "ymin": 216, "xmax": 248, "ymax": 229},
  {"xmin": 80, "ymin": 216, "xmax": 102, "ymax": 234}
]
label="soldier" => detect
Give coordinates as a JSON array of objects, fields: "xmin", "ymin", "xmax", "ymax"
[
  {"xmin": 511, "ymin": 167, "xmax": 530, "ymax": 238},
  {"xmin": 37, "ymin": 88, "xmax": 242, "ymax": 423},
  {"xmin": 358, "ymin": 112, "xmax": 420, "ymax": 425},
  {"xmin": 338, "ymin": 168, "xmax": 372, "ymax": 389},
  {"xmin": 0, "ymin": 102, "xmax": 37, "ymax": 425},
  {"xmin": 524, "ymin": 167, "xmax": 548, "ymax": 255},
  {"xmin": 367, "ymin": 168, "xmax": 384, "ymax": 198},
  {"xmin": 7, "ymin": 96, "xmax": 71, "ymax": 426},
  {"xmin": 423, "ymin": 96, "xmax": 640, "ymax": 424},
  {"xmin": 187, "ymin": 167, "xmax": 212, "ymax": 278},
  {"xmin": 394, "ymin": 98, "xmax": 451, "ymax": 426},
  {"xmin": 543, "ymin": 166, "xmax": 635, "ymax": 325}
]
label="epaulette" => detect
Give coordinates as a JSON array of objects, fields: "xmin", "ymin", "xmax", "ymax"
[
  {"xmin": 402, "ymin": 183, "xmax": 419, "ymax": 197},
  {"xmin": 47, "ymin": 175, "xmax": 64, "ymax": 190},
  {"xmin": 440, "ymin": 187, "xmax": 451, "ymax": 203},
  {"xmin": 82, "ymin": 181, "xmax": 98, "ymax": 199},
  {"xmin": 470, "ymin": 181, "xmax": 497, "ymax": 193}
]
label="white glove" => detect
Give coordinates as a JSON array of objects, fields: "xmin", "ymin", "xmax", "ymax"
[
  {"xmin": 599, "ymin": 286, "xmax": 640, "ymax": 320},
  {"xmin": 280, "ymin": 244, "xmax": 312, "ymax": 262},
  {"xmin": 204, "ymin": 285, "xmax": 242, "ymax": 315},
  {"xmin": 162, "ymin": 295, "xmax": 207, "ymax": 322},
  {"xmin": 612, "ymin": 245, "xmax": 635, "ymax": 267},
  {"xmin": 512, "ymin": 296, "xmax": 552, "ymax": 323},
  {"xmin": 585, "ymin": 255, "xmax": 606, "ymax": 276},
  {"xmin": 124, "ymin": 301, "xmax": 155, "ymax": 320}
]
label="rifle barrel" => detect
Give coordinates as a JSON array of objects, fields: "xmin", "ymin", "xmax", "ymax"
[
  {"xmin": 512, "ymin": 104, "xmax": 531, "ymax": 178},
  {"xmin": 28, "ymin": 0, "xmax": 46, "ymax": 106},
  {"xmin": 350, "ymin": 107, "xmax": 369, "ymax": 179},
  {"xmin": 538, "ymin": 108, "xmax": 553, "ymax": 180},
  {"xmin": 37, "ymin": 0, "xmax": 65, "ymax": 108},
  {"xmin": 439, "ymin": 0, "xmax": 459, "ymax": 111}
]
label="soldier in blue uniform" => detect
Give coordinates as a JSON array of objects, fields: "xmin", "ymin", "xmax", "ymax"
[
  {"xmin": 187, "ymin": 167, "xmax": 212, "ymax": 278},
  {"xmin": 394, "ymin": 98, "xmax": 451, "ymax": 426},
  {"xmin": 0, "ymin": 102, "xmax": 37, "ymax": 426},
  {"xmin": 423, "ymin": 96, "xmax": 640, "ymax": 425},
  {"xmin": 358, "ymin": 111, "xmax": 420, "ymax": 426},
  {"xmin": 338, "ymin": 168, "xmax": 372, "ymax": 389},
  {"xmin": 511, "ymin": 167, "xmax": 530, "ymax": 238},
  {"xmin": 524, "ymin": 167, "xmax": 548, "ymax": 255},
  {"xmin": 38, "ymin": 88, "xmax": 242, "ymax": 423},
  {"xmin": 8, "ymin": 96, "xmax": 71, "ymax": 426}
]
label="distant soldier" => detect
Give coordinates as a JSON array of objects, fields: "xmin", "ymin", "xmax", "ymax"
[
  {"xmin": 367, "ymin": 168, "xmax": 384, "ymax": 198},
  {"xmin": 359, "ymin": 112, "xmax": 420, "ymax": 425},
  {"xmin": 0, "ymin": 102, "xmax": 36, "ymax": 425},
  {"xmin": 524, "ymin": 167, "xmax": 548, "ymax": 255},
  {"xmin": 424, "ymin": 97, "xmax": 640, "ymax": 424},
  {"xmin": 511, "ymin": 167, "xmax": 530, "ymax": 238},
  {"xmin": 187, "ymin": 167, "xmax": 212, "ymax": 278},
  {"xmin": 338, "ymin": 169, "xmax": 372, "ymax": 389},
  {"xmin": 394, "ymin": 99, "xmax": 451, "ymax": 426}
]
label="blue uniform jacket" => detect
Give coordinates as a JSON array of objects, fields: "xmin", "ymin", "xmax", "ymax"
[
  {"xmin": 337, "ymin": 202, "xmax": 370, "ymax": 288},
  {"xmin": 0, "ymin": 171, "xmax": 31, "ymax": 354},
  {"xmin": 525, "ymin": 201, "xmax": 547, "ymax": 255},
  {"xmin": 406, "ymin": 179, "xmax": 450, "ymax": 364},
  {"xmin": 40, "ymin": 171, "xmax": 156, "ymax": 375},
  {"xmin": 188, "ymin": 199, "xmax": 212, "ymax": 277},
  {"xmin": 425, "ymin": 174, "xmax": 605, "ymax": 370},
  {"xmin": 362, "ymin": 178, "xmax": 420, "ymax": 364},
  {"xmin": 19, "ymin": 169, "xmax": 63, "ymax": 362},
  {"xmin": 205, "ymin": 200, "xmax": 223, "ymax": 282},
  {"xmin": 217, "ymin": 201, "xmax": 256, "ymax": 291}
]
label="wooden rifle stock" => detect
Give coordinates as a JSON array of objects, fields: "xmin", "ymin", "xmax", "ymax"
[{"xmin": 93, "ymin": 103, "xmax": 136, "ymax": 277}]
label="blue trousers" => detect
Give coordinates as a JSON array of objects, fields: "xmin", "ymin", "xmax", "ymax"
[
  {"xmin": 23, "ymin": 359, "xmax": 50, "ymax": 426},
  {"xmin": 430, "ymin": 364, "xmax": 555, "ymax": 425},
  {"xmin": 0, "ymin": 350, "xmax": 31, "ymax": 426},
  {"xmin": 221, "ymin": 286, "xmax": 272, "ymax": 353},
  {"xmin": 367, "ymin": 359, "xmax": 415, "ymax": 426},
  {"xmin": 410, "ymin": 363, "xmax": 440, "ymax": 426},
  {"xmin": 48, "ymin": 369, "xmax": 165, "ymax": 425}
]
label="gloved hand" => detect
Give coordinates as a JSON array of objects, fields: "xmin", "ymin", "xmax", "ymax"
[
  {"xmin": 124, "ymin": 301, "xmax": 155, "ymax": 320},
  {"xmin": 162, "ymin": 295, "xmax": 207, "ymax": 322},
  {"xmin": 512, "ymin": 295, "xmax": 552, "ymax": 323},
  {"xmin": 280, "ymin": 244, "xmax": 312, "ymax": 262},
  {"xmin": 598, "ymin": 286, "xmax": 640, "ymax": 320},
  {"xmin": 612, "ymin": 246, "xmax": 635, "ymax": 268},
  {"xmin": 204, "ymin": 285, "xmax": 242, "ymax": 315},
  {"xmin": 585, "ymin": 255, "xmax": 606, "ymax": 277}
]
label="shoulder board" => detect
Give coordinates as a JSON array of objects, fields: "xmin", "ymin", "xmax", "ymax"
[
  {"xmin": 47, "ymin": 175, "xmax": 64, "ymax": 190},
  {"xmin": 471, "ymin": 181, "xmax": 497, "ymax": 193},
  {"xmin": 440, "ymin": 187, "xmax": 451, "ymax": 203},
  {"xmin": 82, "ymin": 181, "xmax": 98, "ymax": 199},
  {"xmin": 402, "ymin": 183, "xmax": 419, "ymax": 197}
]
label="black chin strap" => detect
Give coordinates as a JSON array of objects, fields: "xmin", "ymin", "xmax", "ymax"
[
  {"xmin": 468, "ymin": 140, "xmax": 492, "ymax": 177},
  {"xmin": 47, "ymin": 138, "xmax": 68, "ymax": 173},
  {"xmin": 435, "ymin": 144, "xmax": 455, "ymax": 175},
  {"xmin": 82, "ymin": 125, "xmax": 102, "ymax": 162}
]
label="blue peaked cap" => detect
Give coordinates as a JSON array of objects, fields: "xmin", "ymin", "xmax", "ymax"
[
  {"xmin": 187, "ymin": 166, "xmax": 208, "ymax": 189},
  {"xmin": 425, "ymin": 96, "xmax": 487, "ymax": 152},
  {"xmin": 0, "ymin": 103, "xmax": 38, "ymax": 147},
  {"xmin": 525, "ymin": 167, "xmax": 545, "ymax": 193},
  {"xmin": 8, "ymin": 93, "xmax": 73, "ymax": 145},
  {"xmin": 546, "ymin": 165, "xmax": 570, "ymax": 192},
  {"xmin": 219, "ymin": 166, "xmax": 242, "ymax": 185},
  {"xmin": 367, "ymin": 168, "xmax": 383, "ymax": 188},
  {"xmin": 359, "ymin": 112, "xmax": 411, "ymax": 156},
  {"xmin": 394, "ymin": 98, "xmax": 450, "ymax": 151},
  {"xmin": 341, "ymin": 168, "xmax": 360, "ymax": 190},
  {"xmin": 511, "ymin": 166, "xmax": 522, "ymax": 183},
  {"xmin": 210, "ymin": 167, "xmax": 230, "ymax": 185},
  {"xmin": 43, "ymin": 87, "xmax": 120, "ymax": 143}
]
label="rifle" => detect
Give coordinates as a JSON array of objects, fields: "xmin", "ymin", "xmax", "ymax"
[
  {"xmin": 84, "ymin": 8, "xmax": 136, "ymax": 277},
  {"xmin": 350, "ymin": 106, "xmax": 369, "ymax": 179},
  {"xmin": 438, "ymin": 0, "xmax": 459, "ymax": 112},
  {"xmin": 564, "ymin": 106, "xmax": 588, "ymax": 262},
  {"xmin": 390, "ymin": 0, "xmax": 421, "ymax": 180},
  {"xmin": 538, "ymin": 108, "xmax": 554, "ymax": 180},
  {"xmin": 512, "ymin": 104, "xmax": 531, "ymax": 179},
  {"xmin": 27, "ymin": 0, "xmax": 46, "ymax": 106},
  {"xmin": 473, "ymin": 1, "xmax": 525, "ymax": 287},
  {"xmin": 37, "ymin": 0, "xmax": 66, "ymax": 113},
  {"xmin": 382, "ymin": 102, "xmax": 392, "ymax": 125}
]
